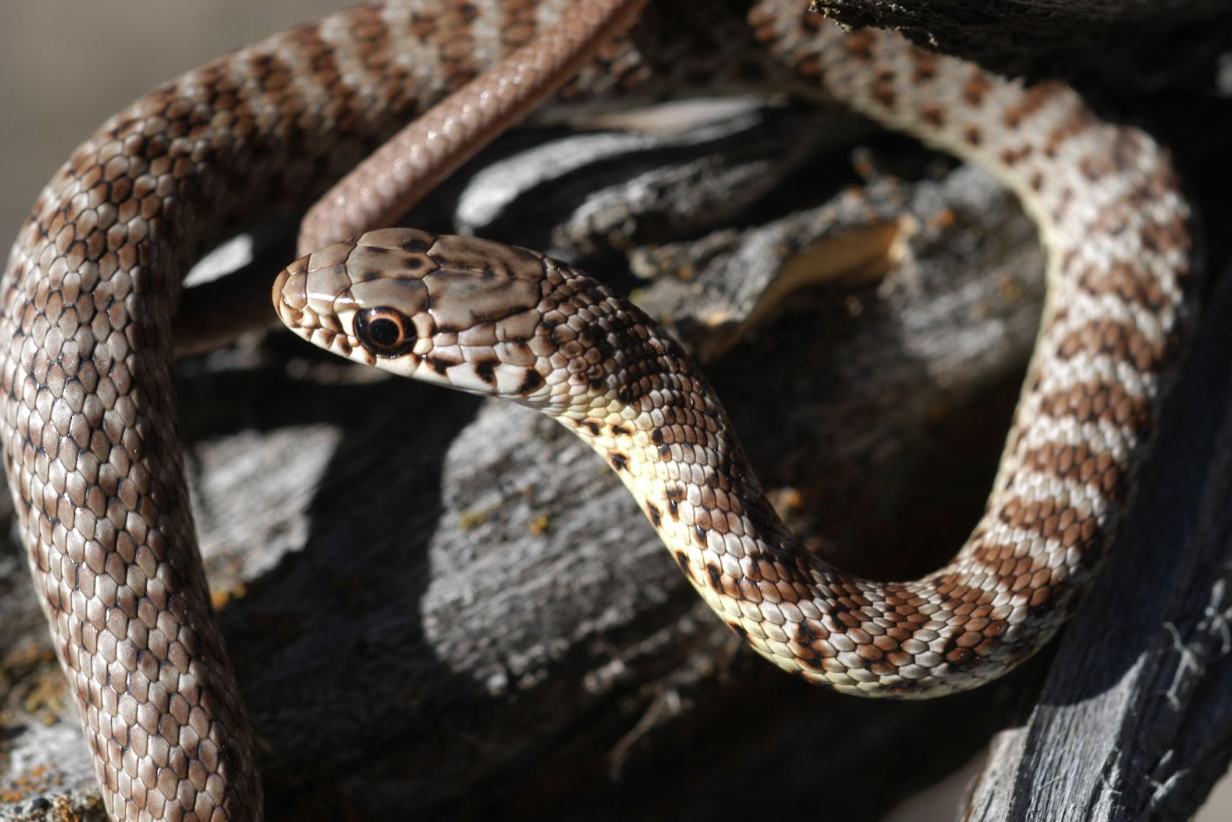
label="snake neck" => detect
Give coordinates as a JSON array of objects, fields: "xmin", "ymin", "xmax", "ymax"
[
  {"xmin": 559, "ymin": 335, "xmax": 809, "ymax": 596},
  {"xmin": 541, "ymin": 278, "xmax": 1064, "ymax": 696}
]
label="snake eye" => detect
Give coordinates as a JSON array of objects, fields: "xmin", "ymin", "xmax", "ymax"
[{"xmin": 354, "ymin": 307, "xmax": 415, "ymax": 357}]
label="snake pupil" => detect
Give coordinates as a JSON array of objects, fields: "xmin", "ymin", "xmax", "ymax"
[
  {"xmin": 355, "ymin": 308, "xmax": 414, "ymax": 357},
  {"xmin": 370, "ymin": 318, "xmax": 399, "ymax": 346}
]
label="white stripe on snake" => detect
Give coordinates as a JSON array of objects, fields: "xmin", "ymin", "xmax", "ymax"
[{"xmin": 0, "ymin": 1, "xmax": 1193, "ymax": 820}]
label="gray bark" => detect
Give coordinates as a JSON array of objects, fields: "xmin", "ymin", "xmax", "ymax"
[
  {"xmin": 963, "ymin": 260, "xmax": 1232, "ymax": 822},
  {"xmin": 813, "ymin": 0, "xmax": 1232, "ymax": 77}
]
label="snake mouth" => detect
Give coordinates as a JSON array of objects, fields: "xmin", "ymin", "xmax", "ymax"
[{"xmin": 272, "ymin": 257, "xmax": 369, "ymax": 364}]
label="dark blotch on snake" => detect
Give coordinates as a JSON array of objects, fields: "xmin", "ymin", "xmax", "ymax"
[
  {"xmin": 673, "ymin": 550, "xmax": 691, "ymax": 577},
  {"xmin": 517, "ymin": 370, "xmax": 544, "ymax": 393},
  {"xmin": 474, "ymin": 359, "xmax": 497, "ymax": 384},
  {"xmin": 399, "ymin": 235, "xmax": 431, "ymax": 252}
]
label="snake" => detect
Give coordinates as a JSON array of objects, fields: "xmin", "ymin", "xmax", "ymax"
[{"xmin": 0, "ymin": 1, "xmax": 1193, "ymax": 820}]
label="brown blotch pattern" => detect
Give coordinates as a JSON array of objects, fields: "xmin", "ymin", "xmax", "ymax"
[{"xmin": 3, "ymin": 6, "xmax": 1198, "ymax": 816}]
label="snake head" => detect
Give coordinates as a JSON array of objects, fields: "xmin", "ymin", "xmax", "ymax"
[{"xmin": 272, "ymin": 228, "xmax": 637, "ymax": 417}]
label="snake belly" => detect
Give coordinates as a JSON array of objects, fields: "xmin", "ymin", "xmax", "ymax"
[{"xmin": 2, "ymin": 1, "xmax": 1193, "ymax": 821}]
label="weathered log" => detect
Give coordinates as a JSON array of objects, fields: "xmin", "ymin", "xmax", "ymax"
[
  {"xmin": 812, "ymin": 0, "xmax": 1232, "ymax": 77},
  {"xmin": 964, "ymin": 261, "xmax": 1232, "ymax": 822}
]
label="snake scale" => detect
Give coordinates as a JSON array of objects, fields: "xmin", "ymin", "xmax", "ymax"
[{"xmin": 1, "ymin": 1, "xmax": 1192, "ymax": 820}]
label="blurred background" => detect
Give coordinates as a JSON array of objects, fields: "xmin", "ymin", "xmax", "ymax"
[{"xmin": 0, "ymin": 2, "xmax": 340, "ymax": 249}]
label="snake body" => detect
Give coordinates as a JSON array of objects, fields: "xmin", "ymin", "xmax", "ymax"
[{"xmin": 2, "ymin": 1, "xmax": 1192, "ymax": 820}]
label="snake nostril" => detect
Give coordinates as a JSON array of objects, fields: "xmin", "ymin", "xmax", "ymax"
[{"xmin": 354, "ymin": 307, "xmax": 415, "ymax": 357}]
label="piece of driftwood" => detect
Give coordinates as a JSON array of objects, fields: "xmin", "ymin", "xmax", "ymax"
[
  {"xmin": 4, "ymin": 6, "xmax": 1232, "ymax": 822},
  {"xmin": 819, "ymin": 0, "xmax": 1232, "ymax": 28},
  {"xmin": 964, "ymin": 257, "xmax": 1232, "ymax": 822},
  {"xmin": 812, "ymin": 0, "xmax": 1232, "ymax": 78},
  {"xmin": 956, "ymin": 19, "xmax": 1232, "ymax": 818}
]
